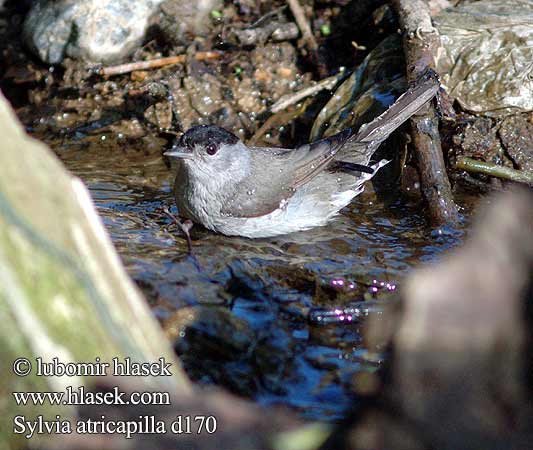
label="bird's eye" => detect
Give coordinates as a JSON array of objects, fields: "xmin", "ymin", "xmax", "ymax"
[{"xmin": 206, "ymin": 143, "xmax": 218, "ymax": 155}]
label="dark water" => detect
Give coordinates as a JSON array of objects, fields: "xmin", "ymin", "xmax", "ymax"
[{"xmin": 42, "ymin": 131, "xmax": 467, "ymax": 422}]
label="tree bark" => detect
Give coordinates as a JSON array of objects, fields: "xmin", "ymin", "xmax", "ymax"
[{"xmin": 391, "ymin": 0, "xmax": 459, "ymax": 225}]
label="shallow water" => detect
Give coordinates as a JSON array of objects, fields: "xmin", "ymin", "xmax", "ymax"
[{"xmin": 38, "ymin": 130, "xmax": 467, "ymax": 421}]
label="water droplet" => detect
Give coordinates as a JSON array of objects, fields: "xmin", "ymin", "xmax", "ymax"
[{"xmin": 247, "ymin": 189, "xmax": 256, "ymax": 196}]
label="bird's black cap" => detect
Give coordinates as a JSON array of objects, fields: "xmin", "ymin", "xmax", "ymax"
[{"xmin": 179, "ymin": 125, "xmax": 240, "ymax": 150}]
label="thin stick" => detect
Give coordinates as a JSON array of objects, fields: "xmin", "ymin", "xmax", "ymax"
[
  {"xmin": 270, "ymin": 69, "xmax": 345, "ymax": 113},
  {"xmin": 456, "ymin": 157, "xmax": 533, "ymax": 186},
  {"xmin": 249, "ymin": 103, "xmax": 307, "ymax": 145},
  {"xmin": 98, "ymin": 52, "xmax": 222, "ymax": 76},
  {"xmin": 391, "ymin": 0, "xmax": 459, "ymax": 225},
  {"xmin": 286, "ymin": 0, "xmax": 318, "ymax": 51}
]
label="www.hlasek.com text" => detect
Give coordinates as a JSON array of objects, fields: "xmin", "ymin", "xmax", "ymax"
[{"xmin": 14, "ymin": 386, "xmax": 170, "ymax": 407}]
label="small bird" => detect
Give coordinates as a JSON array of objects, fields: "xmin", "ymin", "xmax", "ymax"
[{"xmin": 165, "ymin": 71, "xmax": 439, "ymax": 238}]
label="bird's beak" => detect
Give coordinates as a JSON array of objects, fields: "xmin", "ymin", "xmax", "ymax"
[{"xmin": 164, "ymin": 145, "xmax": 194, "ymax": 159}]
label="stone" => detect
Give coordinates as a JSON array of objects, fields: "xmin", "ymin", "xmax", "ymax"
[
  {"xmin": 0, "ymin": 90, "xmax": 190, "ymax": 450},
  {"xmin": 23, "ymin": 0, "xmax": 165, "ymax": 64}
]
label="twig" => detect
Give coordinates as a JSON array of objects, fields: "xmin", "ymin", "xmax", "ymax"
[
  {"xmin": 391, "ymin": 0, "xmax": 459, "ymax": 225},
  {"xmin": 97, "ymin": 52, "xmax": 222, "ymax": 76},
  {"xmin": 270, "ymin": 69, "xmax": 345, "ymax": 113},
  {"xmin": 456, "ymin": 157, "xmax": 533, "ymax": 186},
  {"xmin": 234, "ymin": 21, "xmax": 299, "ymax": 46},
  {"xmin": 286, "ymin": 0, "xmax": 318, "ymax": 51},
  {"xmin": 249, "ymin": 103, "xmax": 307, "ymax": 145}
]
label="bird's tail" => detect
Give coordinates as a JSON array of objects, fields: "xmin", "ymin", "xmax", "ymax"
[{"xmin": 352, "ymin": 69, "xmax": 440, "ymax": 150}]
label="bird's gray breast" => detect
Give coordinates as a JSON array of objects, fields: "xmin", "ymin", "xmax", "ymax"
[{"xmin": 173, "ymin": 161, "xmax": 205, "ymax": 222}]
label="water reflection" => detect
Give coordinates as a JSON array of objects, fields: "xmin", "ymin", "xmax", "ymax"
[{"xmin": 54, "ymin": 137, "xmax": 466, "ymax": 421}]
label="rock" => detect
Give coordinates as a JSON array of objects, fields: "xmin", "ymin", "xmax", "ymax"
[
  {"xmin": 435, "ymin": 0, "xmax": 533, "ymax": 115},
  {"xmin": 330, "ymin": 188, "xmax": 533, "ymax": 450},
  {"xmin": 0, "ymin": 90, "xmax": 191, "ymax": 450},
  {"xmin": 392, "ymin": 188, "xmax": 533, "ymax": 450},
  {"xmin": 158, "ymin": 0, "xmax": 222, "ymax": 45},
  {"xmin": 454, "ymin": 118, "xmax": 503, "ymax": 163},
  {"xmin": 499, "ymin": 115, "xmax": 533, "ymax": 171},
  {"xmin": 183, "ymin": 73, "xmax": 225, "ymax": 118},
  {"xmin": 23, "ymin": 0, "xmax": 165, "ymax": 64},
  {"xmin": 165, "ymin": 306, "xmax": 259, "ymax": 395},
  {"xmin": 165, "ymin": 307, "xmax": 255, "ymax": 359}
]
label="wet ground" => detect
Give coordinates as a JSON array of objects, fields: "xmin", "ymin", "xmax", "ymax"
[
  {"xmin": 25, "ymin": 125, "xmax": 469, "ymax": 421},
  {"xmin": 1, "ymin": 0, "xmax": 480, "ymax": 424}
]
